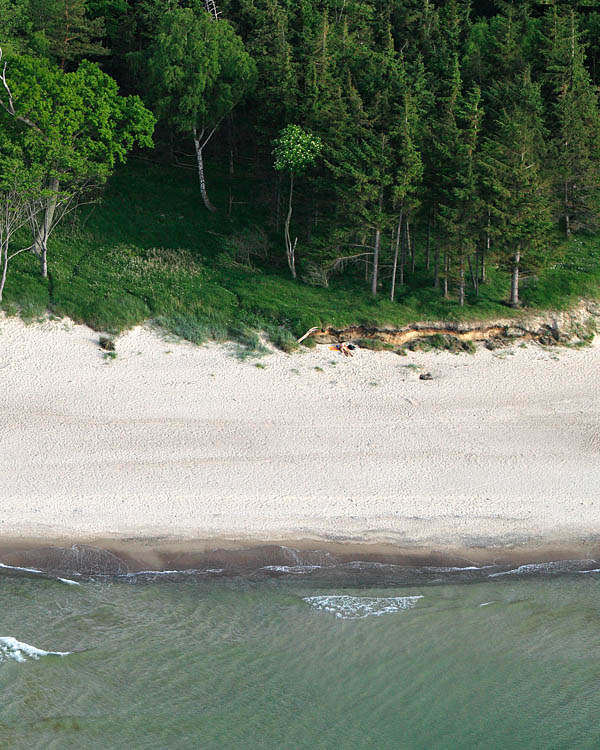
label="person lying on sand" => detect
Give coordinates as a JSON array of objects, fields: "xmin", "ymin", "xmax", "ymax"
[{"xmin": 329, "ymin": 342, "xmax": 356, "ymax": 357}]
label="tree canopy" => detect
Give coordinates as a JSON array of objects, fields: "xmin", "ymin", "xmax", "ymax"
[{"xmin": 2, "ymin": 0, "xmax": 600, "ymax": 308}]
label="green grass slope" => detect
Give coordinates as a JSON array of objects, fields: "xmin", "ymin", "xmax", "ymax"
[{"xmin": 2, "ymin": 159, "xmax": 600, "ymax": 349}]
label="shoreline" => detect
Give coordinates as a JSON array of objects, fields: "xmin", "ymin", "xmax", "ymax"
[
  {"xmin": 0, "ymin": 536, "xmax": 599, "ymax": 582},
  {"xmin": 1, "ymin": 315, "xmax": 599, "ymax": 574}
]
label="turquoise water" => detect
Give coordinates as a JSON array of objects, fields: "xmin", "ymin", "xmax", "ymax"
[{"xmin": 1, "ymin": 573, "xmax": 600, "ymax": 749}]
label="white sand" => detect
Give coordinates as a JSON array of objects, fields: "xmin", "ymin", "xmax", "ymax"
[{"xmin": 1, "ymin": 315, "xmax": 599, "ymax": 550}]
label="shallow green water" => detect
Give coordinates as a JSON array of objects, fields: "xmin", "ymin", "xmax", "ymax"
[{"xmin": 1, "ymin": 574, "xmax": 599, "ymax": 749}]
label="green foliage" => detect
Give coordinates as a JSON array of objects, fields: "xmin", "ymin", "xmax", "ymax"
[
  {"xmin": 149, "ymin": 8, "xmax": 256, "ymax": 134},
  {"xmin": 273, "ymin": 124, "xmax": 323, "ymax": 175},
  {"xmin": 2, "ymin": 162, "xmax": 600, "ymax": 344},
  {"xmin": 1, "ymin": 54, "xmax": 154, "ymax": 177},
  {"xmin": 544, "ymin": 6, "xmax": 600, "ymax": 234},
  {"xmin": 356, "ymin": 338, "xmax": 392, "ymax": 351},
  {"xmin": 155, "ymin": 314, "xmax": 227, "ymax": 346},
  {"xmin": 263, "ymin": 325, "xmax": 299, "ymax": 353},
  {"xmin": 28, "ymin": 0, "xmax": 106, "ymax": 68},
  {"xmin": 2, "ymin": 0, "xmax": 600, "ymax": 336},
  {"xmin": 481, "ymin": 66, "xmax": 554, "ymax": 303}
]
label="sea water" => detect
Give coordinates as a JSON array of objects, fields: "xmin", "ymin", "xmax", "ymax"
[{"xmin": 1, "ymin": 569, "xmax": 600, "ymax": 749}]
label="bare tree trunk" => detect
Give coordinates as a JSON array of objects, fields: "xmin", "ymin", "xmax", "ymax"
[
  {"xmin": 284, "ymin": 171, "xmax": 297, "ymax": 279},
  {"xmin": 371, "ymin": 190, "xmax": 383, "ymax": 297},
  {"xmin": 565, "ymin": 181, "xmax": 571, "ymax": 236},
  {"xmin": 481, "ymin": 209, "xmax": 490, "ymax": 283},
  {"xmin": 426, "ymin": 213, "xmax": 431, "ymax": 270},
  {"xmin": 275, "ymin": 172, "xmax": 282, "ymax": 232},
  {"xmin": 468, "ymin": 253, "xmax": 478, "ymax": 295},
  {"xmin": 0, "ymin": 244, "xmax": 8, "ymax": 302},
  {"xmin": 192, "ymin": 127, "xmax": 217, "ymax": 213},
  {"xmin": 32, "ymin": 176, "xmax": 60, "ymax": 278},
  {"xmin": 458, "ymin": 260, "xmax": 465, "ymax": 306},
  {"xmin": 390, "ymin": 212, "xmax": 403, "ymax": 302},
  {"xmin": 0, "ymin": 176, "xmax": 43, "ymax": 300},
  {"xmin": 408, "ymin": 220, "xmax": 415, "ymax": 273},
  {"xmin": 227, "ymin": 117, "xmax": 234, "ymax": 218},
  {"xmin": 443, "ymin": 253, "xmax": 449, "ymax": 298},
  {"xmin": 371, "ymin": 225, "xmax": 381, "ymax": 297},
  {"xmin": 400, "ymin": 220, "xmax": 407, "ymax": 286},
  {"xmin": 433, "ymin": 212, "xmax": 440, "ymax": 289},
  {"xmin": 510, "ymin": 248, "xmax": 521, "ymax": 307}
]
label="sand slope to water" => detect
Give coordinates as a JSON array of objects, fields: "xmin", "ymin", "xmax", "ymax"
[{"xmin": 0, "ymin": 316, "xmax": 599, "ymax": 552}]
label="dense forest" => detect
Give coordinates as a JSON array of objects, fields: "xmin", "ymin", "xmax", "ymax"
[{"xmin": 1, "ymin": 0, "xmax": 600, "ymax": 344}]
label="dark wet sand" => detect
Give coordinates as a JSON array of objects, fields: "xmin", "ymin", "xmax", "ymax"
[{"xmin": 1, "ymin": 534, "xmax": 599, "ymax": 578}]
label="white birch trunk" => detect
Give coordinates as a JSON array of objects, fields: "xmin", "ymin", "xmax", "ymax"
[
  {"xmin": 193, "ymin": 128, "xmax": 217, "ymax": 213},
  {"xmin": 510, "ymin": 248, "xmax": 521, "ymax": 307},
  {"xmin": 390, "ymin": 213, "xmax": 403, "ymax": 302},
  {"xmin": 284, "ymin": 171, "xmax": 297, "ymax": 279},
  {"xmin": 32, "ymin": 176, "xmax": 60, "ymax": 278}
]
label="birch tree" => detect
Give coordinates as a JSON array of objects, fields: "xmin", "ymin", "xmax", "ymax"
[
  {"xmin": 0, "ymin": 157, "xmax": 42, "ymax": 302},
  {"xmin": 149, "ymin": 7, "xmax": 256, "ymax": 212},
  {"xmin": 273, "ymin": 124, "xmax": 322, "ymax": 279}
]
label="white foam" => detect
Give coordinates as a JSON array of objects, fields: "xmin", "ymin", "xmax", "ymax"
[
  {"xmin": 1, "ymin": 561, "xmax": 81, "ymax": 585},
  {"xmin": 578, "ymin": 568, "xmax": 600, "ymax": 574},
  {"xmin": 262, "ymin": 565, "xmax": 323, "ymax": 574},
  {"xmin": 427, "ymin": 565, "xmax": 495, "ymax": 572},
  {"xmin": 303, "ymin": 594, "xmax": 423, "ymax": 620},
  {"xmin": 479, "ymin": 601, "xmax": 497, "ymax": 607},
  {"xmin": 121, "ymin": 569, "xmax": 200, "ymax": 577},
  {"xmin": 488, "ymin": 560, "xmax": 593, "ymax": 578},
  {"xmin": 0, "ymin": 636, "xmax": 71, "ymax": 664}
]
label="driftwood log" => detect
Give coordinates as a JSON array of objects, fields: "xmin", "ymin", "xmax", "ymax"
[{"xmin": 296, "ymin": 326, "xmax": 320, "ymax": 344}]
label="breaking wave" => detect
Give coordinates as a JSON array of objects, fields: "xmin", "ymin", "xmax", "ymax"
[
  {"xmin": 303, "ymin": 594, "xmax": 423, "ymax": 620},
  {"xmin": 488, "ymin": 560, "xmax": 598, "ymax": 578},
  {"xmin": 0, "ymin": 636, "xmax": 71, "ymax": 664},
  {"xmin": 0, "ymin": 562, "xmax": 80, "ymax": 586}
]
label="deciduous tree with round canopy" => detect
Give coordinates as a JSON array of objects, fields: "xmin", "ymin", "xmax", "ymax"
[
  {"xmin": 0, "ymin": 49, "xmax": 155, "ymax": 277},
  {"xmin": 273, "ymin": 124, "xmax": 323, "ymax": 279}
]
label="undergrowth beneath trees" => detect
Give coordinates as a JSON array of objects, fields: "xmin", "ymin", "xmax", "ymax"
[{"xmin": 2, "ymin": 161, "xmax": 600, "ymax": 350}]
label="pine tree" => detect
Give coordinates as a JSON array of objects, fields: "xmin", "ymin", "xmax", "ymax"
[
  {"xmin": 319, "ymin": 9, "xmax": 395, "ymax": 297},
  {"xmin": 28, "ymin": 0, "xmax": 107, "ymax": 69}
]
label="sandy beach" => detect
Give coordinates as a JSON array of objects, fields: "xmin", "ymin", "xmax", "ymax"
[{"xmin": 1, "ymin": 314, "xmax": 599, "ymax": 565}]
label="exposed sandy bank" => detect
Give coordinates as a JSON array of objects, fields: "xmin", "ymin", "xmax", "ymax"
[{"xmin": 1, "ymin": 315, "xmax": 599, "ymax": 561}]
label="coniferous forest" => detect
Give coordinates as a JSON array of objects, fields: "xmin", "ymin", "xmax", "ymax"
[{"xmin": 2, "ymin": 0, "xmax": 600, "ymax": 343}]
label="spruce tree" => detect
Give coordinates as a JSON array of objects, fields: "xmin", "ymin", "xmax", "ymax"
[
  {"xmin": 481, "ymin": 67, "xmax": 553, "ymax": 307},
  {"xmin": 438, "ymin": 82, "xmax": 483, "ymax": 305},
  {"xmin": 389, "ymin": 55, "xmax": 423, "ymax": 301},
  {"xmin": 545, "ymin": 6, "xmax": 600, "ymax": 234}
]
